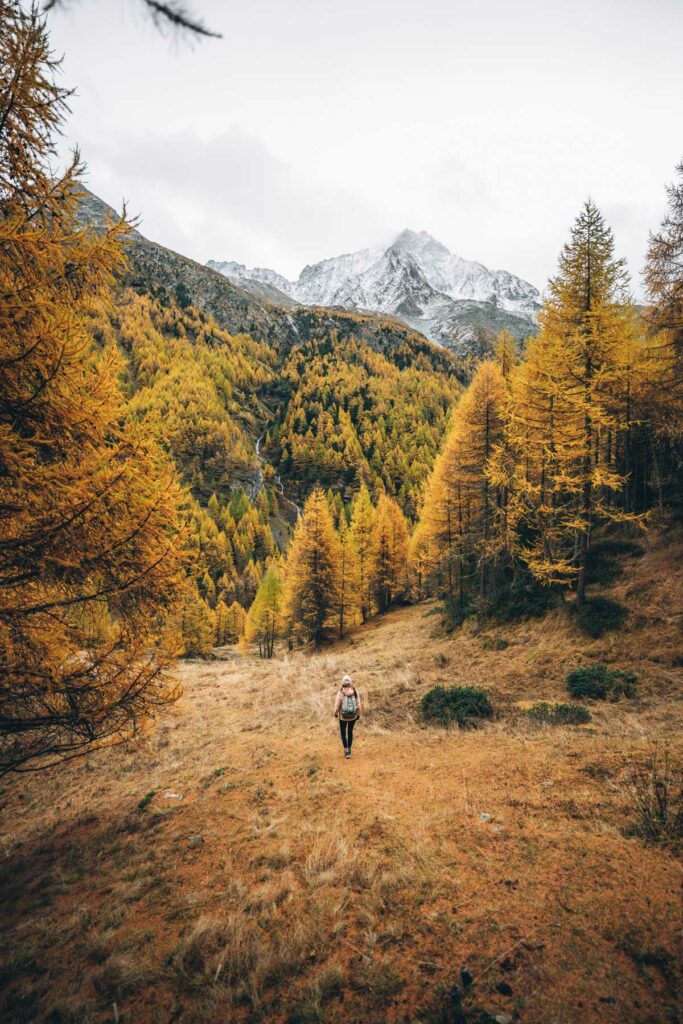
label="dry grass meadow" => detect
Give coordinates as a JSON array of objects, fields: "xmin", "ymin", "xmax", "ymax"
[{"xmin": 1, "ymin": 533, "xmax": 682, "ymax": 1024}]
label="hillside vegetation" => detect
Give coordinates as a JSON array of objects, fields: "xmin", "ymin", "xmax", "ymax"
[{"xmin": 1, "ymin": 529, "xmax": 681, "ymax": 1024}]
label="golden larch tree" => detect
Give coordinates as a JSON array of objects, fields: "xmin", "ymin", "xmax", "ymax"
[
  {"xmin": 420, "ymin": 360, "xmax": 508, "ymax": 611},
  {"xmin": 284, "ymin": 487, "xmax": 341, "ymax": 646},
  {"xmin": 337, "ymin": 515, "xmax": 360, "ymax": 639},
  {"xmin": 0, "ymin": 2, "xmax": 186, "ymax": 773},
  {"xmin": 371, "ymin": 494, "xmax": 410, "ymax": 613},
  {"xmin": 518, "ymin": 200, "xmax": 643, "ymax": 606},
  {"xmin": 349, "ymin": 484, "xmax": 376, "ymax": 622}
]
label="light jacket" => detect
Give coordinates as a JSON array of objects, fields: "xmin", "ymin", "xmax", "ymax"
[{"xmin": 334, "ymin": 687, "xmax": 361, "ymax": 718}]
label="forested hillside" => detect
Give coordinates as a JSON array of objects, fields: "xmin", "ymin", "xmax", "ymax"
[{"xmin": 72, "ymin": 192, "xmax": 467, "ymax": 661}]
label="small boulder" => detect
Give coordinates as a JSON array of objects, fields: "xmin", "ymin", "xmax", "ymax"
[{"xmin": 187, "ymin": 834, "xmax": 204, "ymax": 847}]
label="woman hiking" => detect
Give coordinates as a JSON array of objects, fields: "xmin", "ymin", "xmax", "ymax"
[{"xmin": 334, "ymin": 674, "xmax": 361, "ymax": 758}]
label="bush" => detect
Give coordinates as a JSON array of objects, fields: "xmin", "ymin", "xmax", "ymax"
[
  {"xmin": 623, "ymin": 747, "xmax": 683, "ymax": 843},
  {"xmin": 566, "ymin": 664, "xmax": 637, "ymax": 701},
  {"xmin": 421, "ymin": 685, "xmax": 493, "ymax": 728},
  {"xmin": 576, "ymin": 596, "xmax": 628, "ymax": 638},
  {"xmin": 526, "ymin": 702, "xmax": 592, "ymax": 725}
]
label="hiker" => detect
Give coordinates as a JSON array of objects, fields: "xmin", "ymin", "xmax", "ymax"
[{"xmin": 333, "ymin": 674, "xmax": 361, "ymax": 758}]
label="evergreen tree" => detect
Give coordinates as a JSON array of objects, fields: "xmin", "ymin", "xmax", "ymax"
[
  {"xmin": 284, "ymin": 487, "xmax": 341, "ymax": 646},
  {"xmin": 642, "ymin": 160, "xmax": 683, "ymax": 504},
  {"xmin": 245, "ymin": 568, "xmax": 283, "ymax": 658},
  {"xmin": 644, "ymin": 160, "xmax": 683, "ymax": 368}
]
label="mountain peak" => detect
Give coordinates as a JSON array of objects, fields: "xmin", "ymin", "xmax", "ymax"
[
  {"xmin": 207, "ymin": 231, "xmax": 541, "ymax": 351},
  {"xmin": 391, "ymin": 229, "xmax": 449, "ymax": 256}
]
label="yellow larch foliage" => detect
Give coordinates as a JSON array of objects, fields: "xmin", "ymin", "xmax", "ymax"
[
  {"xmin": 284, "ymin": 487, "xmax": 341, "ymax": 646},
  {"xmin": 371, "ymin": 494, "xmax": 410, "ymax": 613},
  {"xmin": 419, "ymin": 361, "xmax": 508, "ymax": 610},
  {"xmin": 0, "ymin": 2, "xmax": 187, "ymax": 773}
]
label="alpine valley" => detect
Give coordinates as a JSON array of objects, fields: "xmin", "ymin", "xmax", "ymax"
[
  {"xmin": 208, "ymin": 228, "xmax": 541, "ymax": 352},
  {"xmin": 2, "ymin": 5, "xmax": 683, "ymax": 1023}
]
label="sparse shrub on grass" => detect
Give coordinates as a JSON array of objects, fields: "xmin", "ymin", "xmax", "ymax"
[
  {"xmin": 566, "ymin": 664, "xmax": 637, "ymax": 701},
  {"xmin": 623, "ymin": 747, "xmax": 683, "ymax": 844},
  {"xmin": 421, "ymin": 686, "xmax": 493, "ymax": 728},
  {"xmin": 92, "ymin": 953, "xmax": 152, "ymax": 1001},
  {"xmin": 302, "ymin": 835, "xmax": 348, "ymax": 884},
  {"xmin": 350, "ymin": 957, "xmax": 403, "ymax": 1008},
  {"xmin": 526, "ymin": 702, "xmax": 592, "ymax": 725},
  {"xmin": 416, "ymin": 982, "xmax": 468, "ymax": 1024},
  {"xmin": 284, "ymin": 965, "xmax": 344, "ymax": 1023},
  {"xmin": 482, "ymin": 635, "xmax": 508, "ymax": 651},
  {"xmin": 137, "ymin": 791, "xmax": 155, "ymax": 811},
  {"xmin": 169, "ymin": 916, "xmax": 258, "ymax": 989},
  {"xmin": 575, "ymin": 595, "xmax": 628, "ymax": 638}
]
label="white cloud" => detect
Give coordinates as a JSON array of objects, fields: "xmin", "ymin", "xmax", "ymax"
[
  {"xmin": 48, "ymin": 0, "xmax": 683, "ymax": 295},
  {"xmin": 79, "ymin": 128, "xmax": 388, "ymax": 277}
]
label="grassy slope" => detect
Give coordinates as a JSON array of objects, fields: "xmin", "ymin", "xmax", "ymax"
[{"xmin": 1, "ymin": 535, "xmax": 682, "ymax": 1024}]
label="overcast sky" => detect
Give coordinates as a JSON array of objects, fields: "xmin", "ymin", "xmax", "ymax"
[{"xmin": 47, "ymin": 0, "xmax": 682, "ymax": 295}]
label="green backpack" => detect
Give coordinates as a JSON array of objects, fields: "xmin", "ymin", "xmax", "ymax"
[{"xmin": 340, "ymin": 692, "xmax": 358, "ymax": 720}]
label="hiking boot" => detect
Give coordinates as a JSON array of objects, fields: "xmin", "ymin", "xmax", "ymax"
[{"xmin": 344, "ymin": 748, "xmax": 350, "ymax": 758}]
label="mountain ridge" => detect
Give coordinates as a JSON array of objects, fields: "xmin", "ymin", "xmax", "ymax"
[
  {"xmin": 208, "ymin": 228, "xmax": 541, "ymax": 351},
  {"xmin": 76, "ymin": 188, "xmax": 467, "ymax": 375}
]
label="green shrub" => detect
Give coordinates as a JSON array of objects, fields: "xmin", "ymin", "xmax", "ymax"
[
  {"xmin": 576, "ymin": 596, "xmax": 628, "ymax": 638},
  {"xmin": 566, "ymin": 664, "xmax": 637, "ymax": 701},
  {"xmin": 421, "ymin": 685, "xmax": 493, "ymax": 727},
  {"xmin": 526, "ymin": 702, "xmax": 592, "ymax": 725}
]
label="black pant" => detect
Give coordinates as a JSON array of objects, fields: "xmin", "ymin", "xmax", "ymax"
[{"xmin": 339, "ymin": 717, "xmax": 356, "ymax": 750}]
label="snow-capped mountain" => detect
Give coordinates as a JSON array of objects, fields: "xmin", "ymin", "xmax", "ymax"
[{"xmin": 208, "ymin": 230, "xmax": 541, "ymax": 350}]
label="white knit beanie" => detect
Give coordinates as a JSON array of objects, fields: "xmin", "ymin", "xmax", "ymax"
[{"xmin": 342, "ymin": 674, "xmax": 353, "ymax": 686}]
